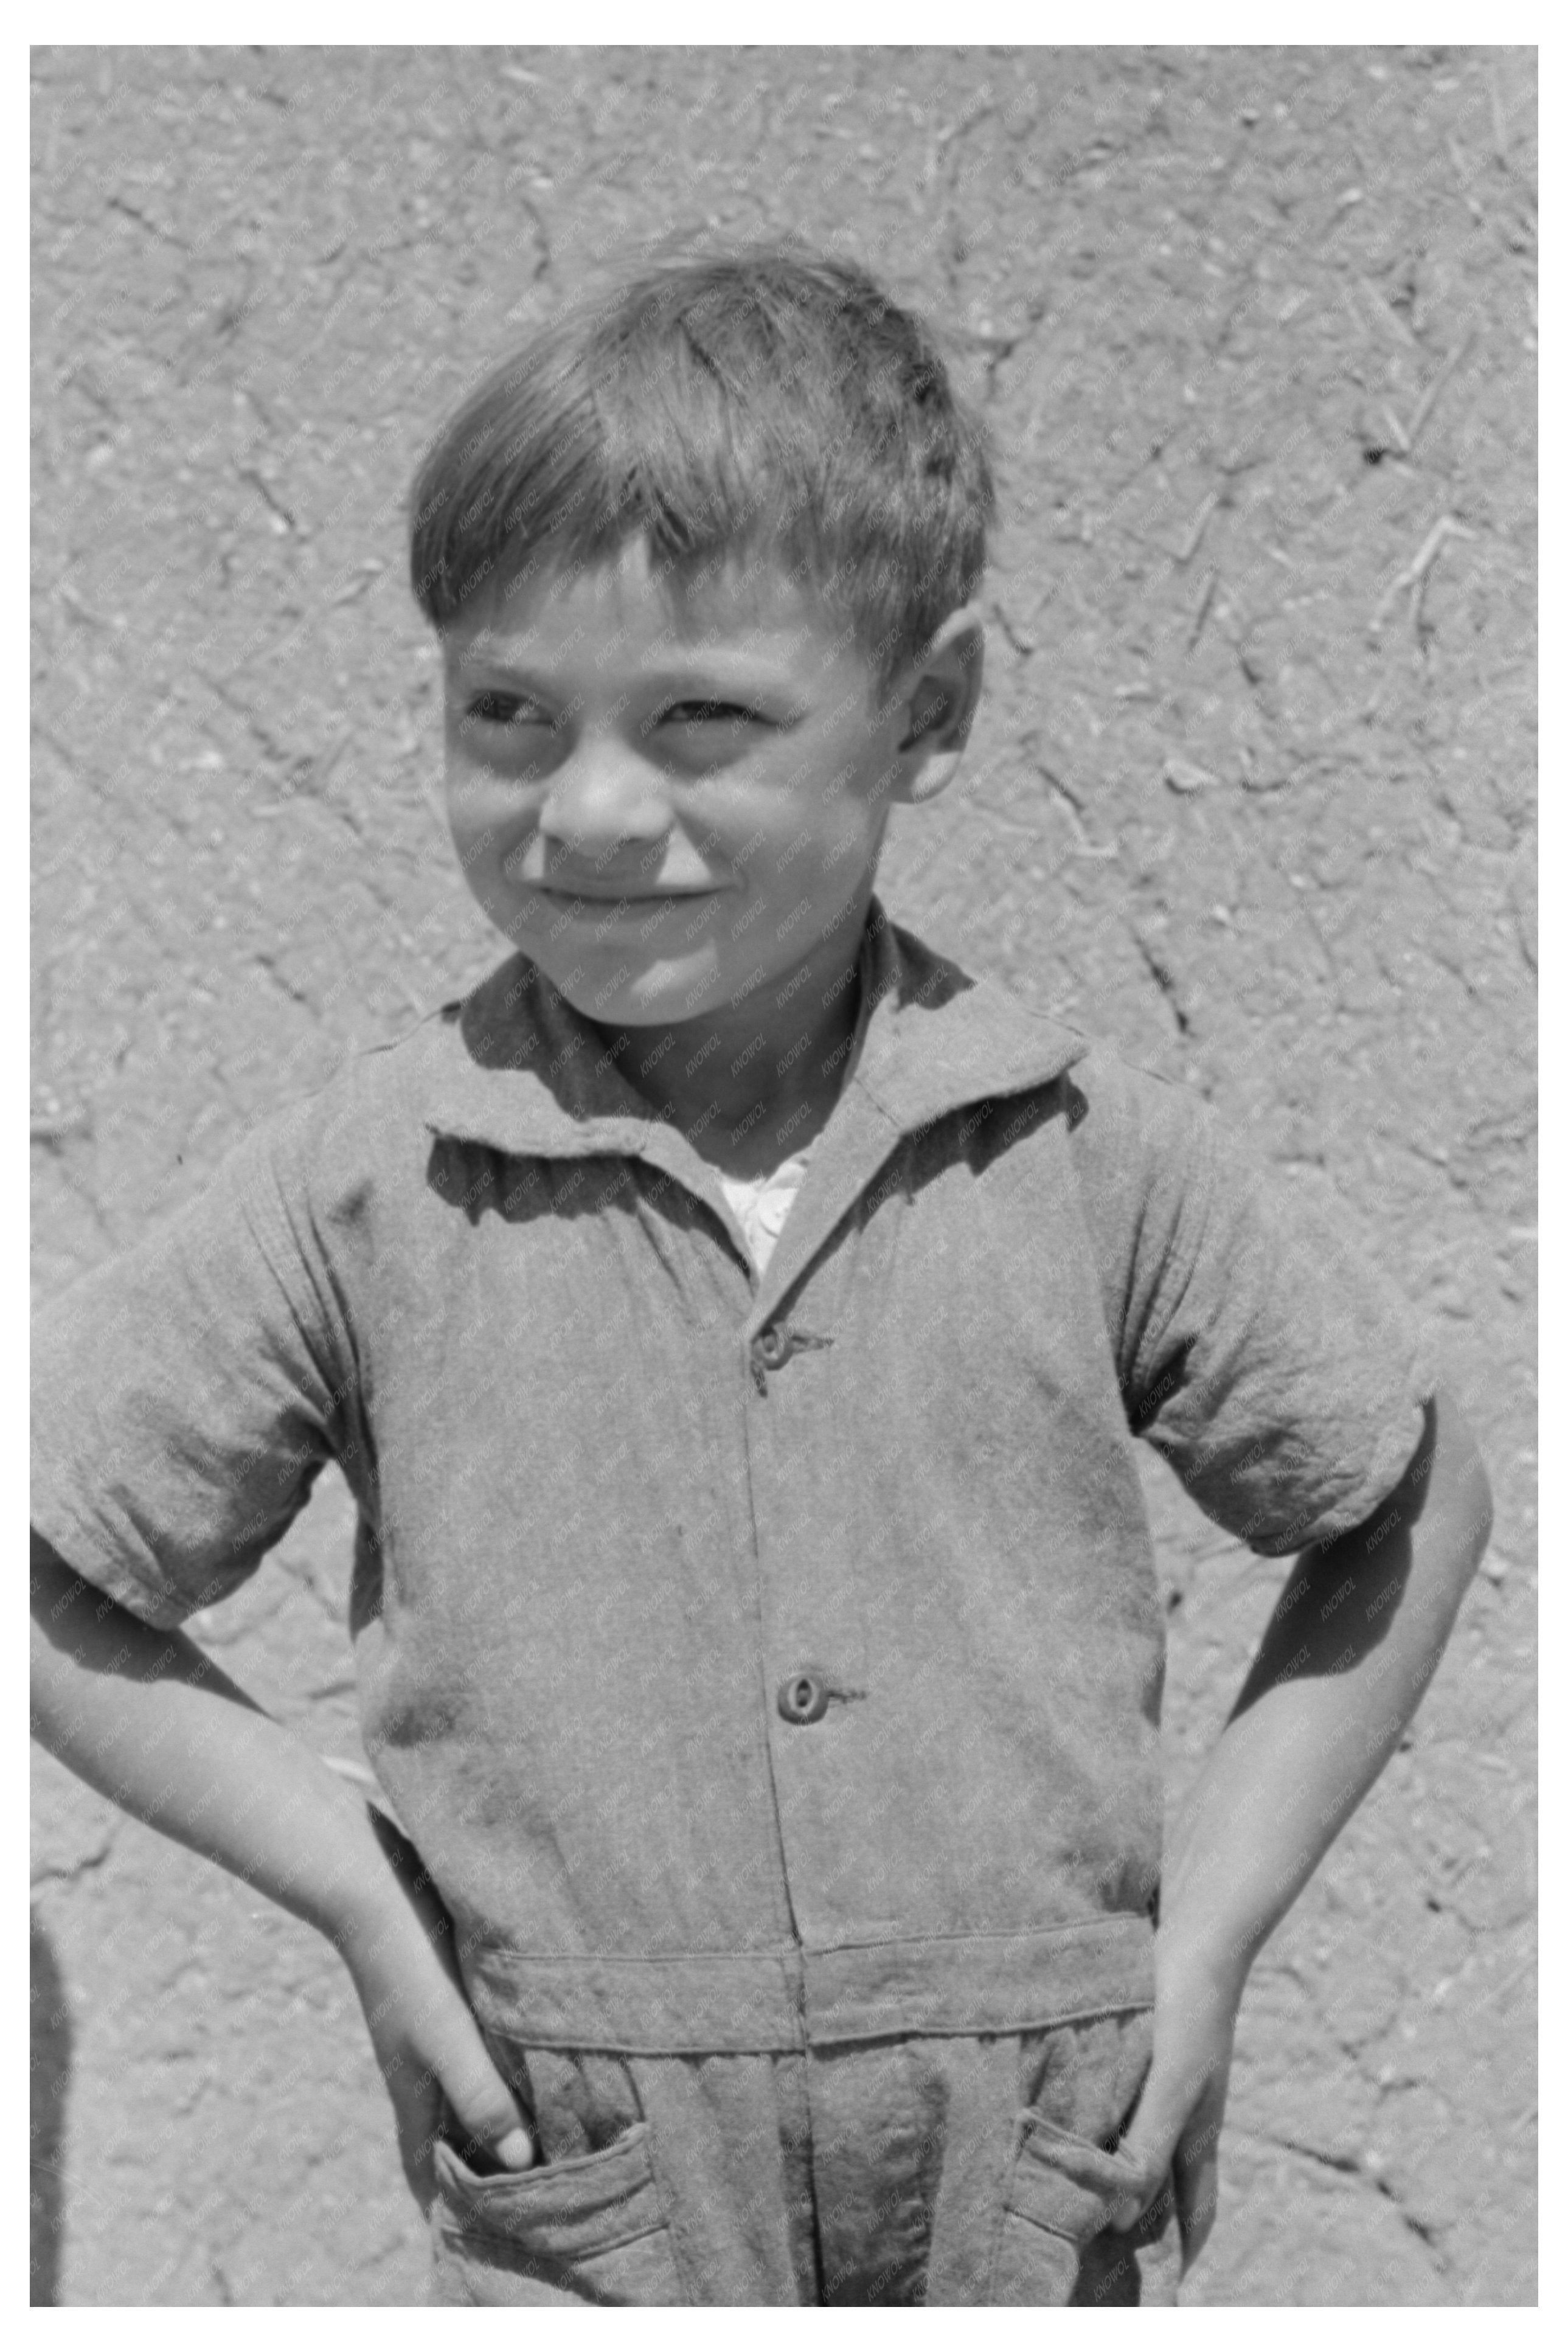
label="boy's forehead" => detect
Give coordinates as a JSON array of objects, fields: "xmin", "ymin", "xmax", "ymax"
[{"xmin": 445, "ymin": 541, "xmax": 847, "ymax": 673}]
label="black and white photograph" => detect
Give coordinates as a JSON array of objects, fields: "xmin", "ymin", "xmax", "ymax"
[{"xmin": 30, "ymin": 35, "xmax": 1537, "ymax": 2309}]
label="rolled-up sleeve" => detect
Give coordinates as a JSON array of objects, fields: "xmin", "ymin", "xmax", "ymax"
[
  {"xmin": 1068, "ymin": 1050, "xmax": 1441, "ymax": 1558},
  {"xmin": 30, "ymin": 1095, "xmax": 356, "ymax": 1629}
]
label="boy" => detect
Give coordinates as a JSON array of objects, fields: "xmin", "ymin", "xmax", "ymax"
[{"xmin": 31, "ymin": 249, "xmax": 1493, "ymax": 2306}]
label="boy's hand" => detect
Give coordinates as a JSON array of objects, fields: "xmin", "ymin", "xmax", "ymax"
[
  {"xmin": 336, "ymin": 1812, "xmax": 535, "ymax": 2212},
  {"xmin": 1107, "ymin": 1941, "xmax": 1240, "ymax": 2276}
]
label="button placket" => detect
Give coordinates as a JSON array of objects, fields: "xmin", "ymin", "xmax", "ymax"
[{"xmin": 740, "ymin": 1218, "xmax": 878, "ymax": 1940}]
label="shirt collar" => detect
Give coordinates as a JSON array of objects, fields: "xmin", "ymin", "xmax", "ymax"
[{"xmin": 418, "ymin": 897, "xmax": 1090, "ymax": 1161}]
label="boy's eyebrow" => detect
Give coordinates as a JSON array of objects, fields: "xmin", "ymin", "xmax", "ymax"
[{"xmin": 448, "ymin": 648, "xmax": 814, "ymax": 697}]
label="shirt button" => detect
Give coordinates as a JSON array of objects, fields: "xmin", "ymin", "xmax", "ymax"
[
  {"xmin": 754, "ymin": 1325, "xmax": 793, "ymax": 1372},
  {"xmin": 777, "ymin": 1670, "xmax": 830, "ymax": 1726}
]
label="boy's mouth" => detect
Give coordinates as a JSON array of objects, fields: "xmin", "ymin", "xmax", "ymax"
[{"xmin": 532, "ymin": 883, "xmax": 718, "ymax": 910}]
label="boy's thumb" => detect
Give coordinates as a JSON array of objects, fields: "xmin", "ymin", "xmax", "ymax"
[{"xmin": 445, "ymin": 2055, "xmax": 535, "ymax": 2171}]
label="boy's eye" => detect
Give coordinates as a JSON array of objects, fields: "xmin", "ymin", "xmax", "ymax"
[
  {"xmin": 661, "ymin": 701, "xmax": 767, "ymax": 726},
  {"xmin": 467, "ymin": 691, "xmax": 544, "ymax": 726}
]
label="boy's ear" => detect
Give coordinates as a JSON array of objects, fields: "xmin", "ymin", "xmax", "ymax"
[{"xmin": 889, "ymin": 606, "xmax": 986, "ymax": 803}]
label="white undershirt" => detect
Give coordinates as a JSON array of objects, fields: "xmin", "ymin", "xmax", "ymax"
[{"xmin": 715, "ymin": 1151, "xmax": 813, "ymax": 1276}]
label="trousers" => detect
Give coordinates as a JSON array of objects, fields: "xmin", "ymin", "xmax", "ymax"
[{"xmin": 426, "ymin": 2009, "xmax": 1181, "ymax": 2306}]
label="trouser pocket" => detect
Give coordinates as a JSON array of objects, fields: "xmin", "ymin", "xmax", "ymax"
[
  {"xmin": 429, "ymin": 2123, "xmax": 688, "ymax": 2306},
  {"xmin": 988, "ymin": 2111, "xmax": 1180, "ymax": 2306}
]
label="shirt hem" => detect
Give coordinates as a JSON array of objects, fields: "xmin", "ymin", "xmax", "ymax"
[
  {"xmin": 1246, "ymin": 1358, "xmax": 1438, "ymax": 1559},
  {"xmin": 28, "ymin": 1494, "xmax": 194, "ymax": 1632}
]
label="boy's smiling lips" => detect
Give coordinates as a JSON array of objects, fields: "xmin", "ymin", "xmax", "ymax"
[{"xmin": 528, "ymin": 881, "xmax": 723, "ymax": 909}]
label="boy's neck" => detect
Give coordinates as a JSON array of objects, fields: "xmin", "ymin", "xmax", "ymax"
[{"xmin": 582, "ymin": 908, "xmax": 871, "ymax": 1180}]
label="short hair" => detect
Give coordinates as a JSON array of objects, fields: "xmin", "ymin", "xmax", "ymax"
[{"xmin": 408, "ymin": 245, "xmax": 994, "ymax": 701}]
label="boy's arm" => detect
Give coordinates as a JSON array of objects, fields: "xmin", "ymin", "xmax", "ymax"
[
  {"xmin": 1113, "ymin": 1382, "xmax": 1493, "ymax": 2266},
  {"xmin": 30, "ymin": 1532, "xmax": 534, "ymax": 2199}
]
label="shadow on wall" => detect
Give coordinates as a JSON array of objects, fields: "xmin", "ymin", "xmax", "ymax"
[{"xmin": 31, "ymin": 1910, "xmax": 71, "ymax": 2307}]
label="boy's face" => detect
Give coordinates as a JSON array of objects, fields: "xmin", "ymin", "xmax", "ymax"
[{"xmin": 440, "ymin": 542, "xmax": 962, "ymax": 1032}]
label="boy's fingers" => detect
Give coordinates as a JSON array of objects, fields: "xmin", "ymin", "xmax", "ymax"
[
  {"xmin": 1171, "ymin": 2079, "xmax": 1227, "ymax": 2269},
  {"xmin": 386, "ymin": 2067, "xmax": 446, "ymax": 2213},
  {"xmin": 1108, "ymin": 2075, "xmax": 1186, "ymax": 2230},
  {"xmin": 1109, "ymin": 2166, "xmax": 1172, "ymax": 2234},
  {"xmin": 1108, "ymin": 2144, "xmax": 1177, "ymax": 2231},
  {"xmin": 1174, "ymin": 2138, "xmax": 1221, "ymax": 2273},
  {"xmin": 437, "ymin": 2042, "xmax": 535, "ymax": 2170}
]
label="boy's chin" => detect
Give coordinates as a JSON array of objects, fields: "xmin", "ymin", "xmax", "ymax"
[{"xmin": 529, "ymin": 944, "xmax": 734, "ymax": 1032}]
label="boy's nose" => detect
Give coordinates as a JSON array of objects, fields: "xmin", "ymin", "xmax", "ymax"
[{"xmin": 537, "ymin": 746, "xmax": 673, "ymax": 857}]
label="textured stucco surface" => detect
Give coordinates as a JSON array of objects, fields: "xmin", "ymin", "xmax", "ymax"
[{"xmin": 31, "ymin": 44, "xmax": 1535, "ymax": 2305}]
